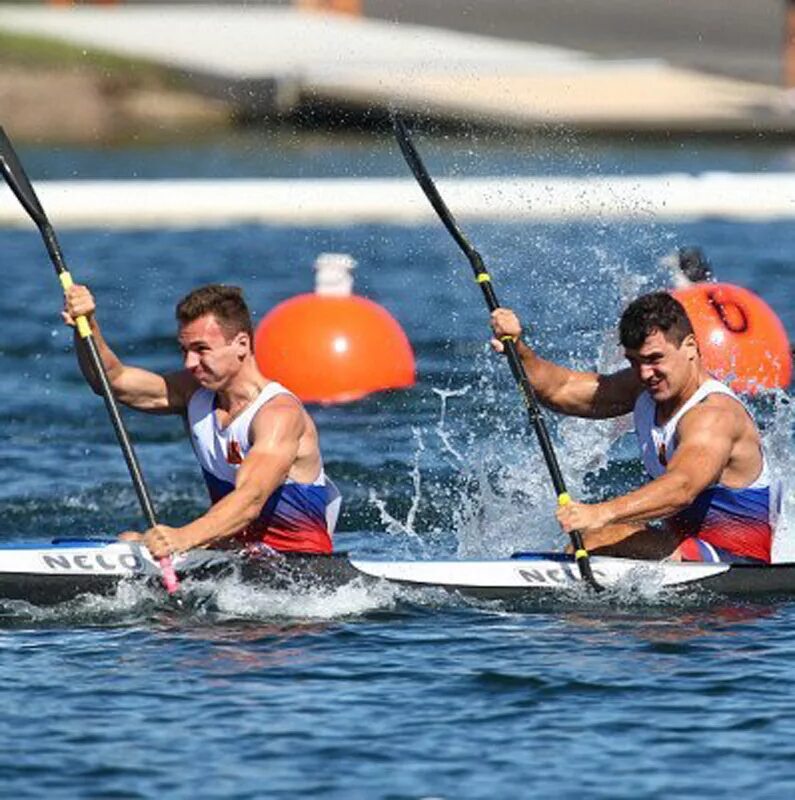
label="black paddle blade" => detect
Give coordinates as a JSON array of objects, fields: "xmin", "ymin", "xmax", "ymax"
[
  {"xmin": 0, "ymin": 126, "xmax": 47, "ymax": 226},
  {"xmin": 392, "ymin": 115, "xmax": 496, "ymax": 308},
  {"xmin": 0, "ymin": 126, "xmax": 67, "ymax": 274},
  {"xmin": 391, "ymin": 115, "xmax": 477, "ymax": 260}
]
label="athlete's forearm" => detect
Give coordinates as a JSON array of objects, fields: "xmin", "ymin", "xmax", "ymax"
[
  {"xmin": 73, "ymin": 316, "xmax": 125, "ymax": 394},
  {"xmin": 174, "ymin": 463, "xmax": 290, "ymax": 551},
  {"xmin": 178, "ymin": 491, "xmax": 267, "ymax": 549},
  {"xmin": 599, "ymin": 471, "xmax": 699, "ymax": 527}
]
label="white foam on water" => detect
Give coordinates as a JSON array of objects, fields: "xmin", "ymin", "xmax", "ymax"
[
  {"xmin": 527, "ymin": 563, "xmax": 714, "ymax": 610},
  {"xmin": 0, "ymin": 573, "xmax": 407, "ymax": 625},
  {"xmin": 200, "ymin": 575, "xmax": 400, "ymax": 621},
  {"xmin": 0, "ymin": 578, "xmax": 162, "ymax": 624},
  {"xmin": 601, "ymin": 562, "xmax": 677, "ymax": 605}
]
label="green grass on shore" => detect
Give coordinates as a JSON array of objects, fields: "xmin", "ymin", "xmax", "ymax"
[{"xmin": 0, "ymin": 29, "xmax": 183, "ymax": 86}]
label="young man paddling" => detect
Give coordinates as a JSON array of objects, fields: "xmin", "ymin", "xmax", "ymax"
[
  {"xmin": 63, "ymin": 283, "xmax": 340, "ymax": 560},
  {"xmin": 491, "ymin": 292, "xmax": 778, "ymax": 563}
]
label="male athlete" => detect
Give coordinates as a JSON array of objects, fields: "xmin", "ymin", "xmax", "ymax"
[
  {"xmin": 63, "ymin": 283, "xmax": 340, "ymax": 560},
  {"xmin": 491, "ymin": 292, "xmax": 777, "ymax": 563}
]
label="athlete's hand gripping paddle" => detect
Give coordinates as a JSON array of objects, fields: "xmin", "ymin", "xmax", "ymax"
[
  {"xmin": 0, "ymin": 126, "xmax": 179, "ymax": 596},
  {"xmin": 392, "ymin": 116, "xmax": 602, "ymax": 592}
]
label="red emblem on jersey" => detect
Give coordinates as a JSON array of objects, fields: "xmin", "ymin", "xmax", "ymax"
[{"xmin": 226, "ymin": 440, "xmax": 243, "ymax": 465}]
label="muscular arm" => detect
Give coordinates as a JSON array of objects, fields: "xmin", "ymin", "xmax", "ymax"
[
  {"xmin": 491, "ymin": 308, "xmax": 642, "ymax": 418},
  {"xmin": 591, "ymin": 403, "xmax": 736, "ymax": 527},
  {"xmin": 155, "ymin": 398, "xmax": 305, "ymax": 551},
  {"xmin": 513, "ymin": 340, "xmax": 641, "ymax": 418},
  {"xmin": 65, "ymin": 284, "xmax": 195, "ymax": 414}
]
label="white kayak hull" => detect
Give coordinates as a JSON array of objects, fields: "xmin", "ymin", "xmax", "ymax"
[
  {"xmin": 349, "ymin": 555, "xmax": 729, "ymax": 590},
  {"xmin": 0, "ymin": 540, "xmax": 792, "ymax": 605}
]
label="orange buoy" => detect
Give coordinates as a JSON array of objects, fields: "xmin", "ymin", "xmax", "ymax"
[
  {"xmin": 254, "ymin": 253, "xmax": 416, "ymax": 404},
  {"xmin": 673, "ymin": 282, "xmax": 792, "ymax": 393}
]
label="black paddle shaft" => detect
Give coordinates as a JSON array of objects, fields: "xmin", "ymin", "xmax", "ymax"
[
  {"xmin": 0, "ymin": 126, "xmax": 157, "ymax": 529},
  {"xmin": 392, "ymin": 116, "xmax": 601, "ymax": 591}
]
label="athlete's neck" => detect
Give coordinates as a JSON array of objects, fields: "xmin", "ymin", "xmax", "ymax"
[
  {"xmin": 655, "ymin": 368, "xmax": 710, "ymax": 424},
  {"xmin": 215, "ymin": 360, "xmax": 269, "ymax": 415}
]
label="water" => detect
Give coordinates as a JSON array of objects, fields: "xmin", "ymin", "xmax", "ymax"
[{"xmin": 2, "ymin": 133, "xmax": 795, "ymax": 798}]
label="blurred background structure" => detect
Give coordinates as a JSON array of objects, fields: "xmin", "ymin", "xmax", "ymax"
[{"xmin": 3, "ymin": 0, "xmax": 795, "ymax": 142}]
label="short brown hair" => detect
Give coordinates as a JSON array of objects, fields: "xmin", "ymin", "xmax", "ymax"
[
  {"xmin": 619, "ymin": 292, "xmax": 694, "ymax": 349},
  {"xmin": 175, "ymin": 284, "xmax": 253, "ymax": 344}
]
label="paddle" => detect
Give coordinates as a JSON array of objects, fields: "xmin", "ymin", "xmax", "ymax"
[
  {"xmin": 0, "ymin": 126, "xmax": 179, "ymax": 595},
  {"xmin": 392, "ymin": 116, "xmax": 602, "ymax": 592}
]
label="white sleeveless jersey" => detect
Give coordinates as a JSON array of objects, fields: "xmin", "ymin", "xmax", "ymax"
[
  {"xmin": 633, "ymin": 378, "xmax": 769, "ymax": 486},
  {"xmin": 186, "ymin": 381, "xmax": 340, "ymax": 553},
  {"xmin": 633, "ymin": 377, "xmax": 776, "ymax": 563},
  {"xmin": 187, "ymin": 381, "xmax": 294, "ymax": 485}
]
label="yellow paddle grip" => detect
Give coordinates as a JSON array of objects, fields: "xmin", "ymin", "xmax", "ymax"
[
  {"xmin": 558, "ymin": 494, "xmax": 590, "ymax": 560},
  {"xmin": 59, "ymin": 270, "xmax": 91, "ymax": 339},
  {"xmin": 476, "ymin": 273, "xmax": 491, "ymax": 283}
]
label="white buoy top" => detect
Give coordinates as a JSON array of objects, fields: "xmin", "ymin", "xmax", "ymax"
[
  {"xmin": 314, "ymin": 253, "xmax": 356, "ymax": 297},
  {"xmin": 659, "ymin": 250, "xmax": 692, "ymax": 289}
]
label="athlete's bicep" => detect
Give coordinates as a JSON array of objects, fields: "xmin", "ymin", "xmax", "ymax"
[
  {"xmin": 545, "ymin": 367, "xmax": 640, "ymax": 418},
  {"xmin": 666, "ymin": 408, "xmax": 735, "ymax": 494},
  {"xmin": 161, "ymin": 370, "xmax": 199, "ymax": 413},
  {"xmin": 588, "ymin": 368, "xmax": 643, "ymax": 418},
  {"xmin": 236, "ymin": 402, "xmax": 304, "ymax": 493},
  {"xmin": 114, "ymin": 367, "xmax": 196, "ymax": 414}
]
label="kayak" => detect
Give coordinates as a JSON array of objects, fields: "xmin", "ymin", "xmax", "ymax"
[
  {"xmin": 356, "ymin": 553, "xmax": 795, "ymax": 598},
  {"xmin": 1, "ymin": 539, "xmax": 795, "ymax": 606},
  {"xmin": 0, "ymin": 539, "xmax": 357, "ymax": 605}
]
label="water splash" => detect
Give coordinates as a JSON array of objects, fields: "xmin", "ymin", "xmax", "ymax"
[
  {"xmin": 0, "ymin": 571, "xmax": 402, "ymax": 626},
  {"xmin": 204, "ymin": 575, "xmax": 399, "ymax": 621},
  {"xmin": 762, "ymin": 392, "xmax": 795, "ymax": 563},
  {"xmin": 432, "ymin": 385, "xmax": 471, "ymax": 465},
  {"xmin": 0, "ymin": 579, "xmax": 162, "ymax": 627},
  {"xmin": 367, "ymin": 427, "xmax": 426, "ymax": 545}
]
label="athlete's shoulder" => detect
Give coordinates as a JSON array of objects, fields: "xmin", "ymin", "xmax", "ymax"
[
  {"xmin": 251, "ymin": 390, "xmax": 306, "ymax": 433},
  {"xmin": 699, "ymin": 388, "xmax": 747, "ymax": 421},
  {"xmin": 164, "ymin": 369, "xmax": 202, "ymax": 414},
  {"xmin": 262, "ymin": 388, "xmax": 305, "ymax": 414},
  {"xmin": 679, "ymin": 393, "xmax": 742, "ymax": 441}
]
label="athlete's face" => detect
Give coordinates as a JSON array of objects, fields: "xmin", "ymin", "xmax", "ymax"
[
  {"xmin": 178, "ymin": 314, "xmax": 250, "ymax": 389},
  {"xmin": 624, "ymin": 328, "xmax": 699, "ymax": 403}
]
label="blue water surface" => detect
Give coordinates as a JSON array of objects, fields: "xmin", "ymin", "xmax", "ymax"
[{"xmin": 1, "ymin": 132, "xmax": 795, "ymax": 799}]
